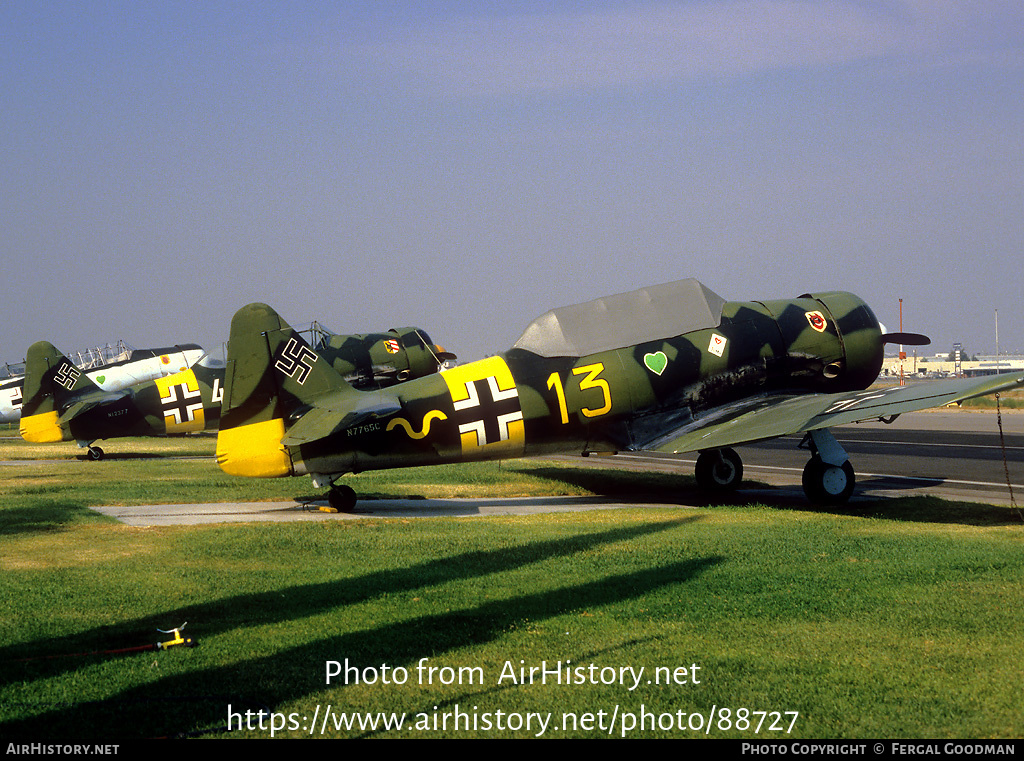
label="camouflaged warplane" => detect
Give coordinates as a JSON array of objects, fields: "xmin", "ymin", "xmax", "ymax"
[
  {"xmin": 0, "ymin": 342, "xmax": 204, "ymax": 423},
  {"xmin": 20, "ymin": 341, "xmax": 226, "ymax": 459},
  {"xmin": 215, "ymin": 279, "xmax": 1024, "ymax": 511},
  {"xmin": 20, "ymin": 327, "xmax": 451, "ymax": 459}
]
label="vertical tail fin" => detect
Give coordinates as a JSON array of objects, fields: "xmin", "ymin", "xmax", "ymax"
[
  {"xmin": 216, "ymin": 303, "xmax": 352, "ymax": 477},
  {"xmin": 19, "ymin": 341, "xmax": 98, "ymax": 442}
]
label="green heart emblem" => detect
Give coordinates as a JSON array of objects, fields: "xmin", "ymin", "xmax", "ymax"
[
  {"xmin": 95, "ymin": 375, "xmax": 106, "ymax": 384},
  {"xmin": 643, "ymin": 352, "xmax": 668, "ymax": 376}
]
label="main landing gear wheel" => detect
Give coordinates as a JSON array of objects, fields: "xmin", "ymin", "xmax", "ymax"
[
  {"xmin": 695, "ymin": 447, "xmax": 743, "ymax": 492},
  {"xmin": 802, "ymin": 456, "xmax": 855, "ymax": 505},
  {"xmin": 327, "ymin": 484, "xmax": 357, "ymax": 513},
  {"xmin": 87, "ymin": 446, "xmax": 104, "ymax": 461}
]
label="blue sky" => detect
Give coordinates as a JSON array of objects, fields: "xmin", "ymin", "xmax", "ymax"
[{"xmin": 3, "ymin": 1, "xmax": 1022, "ymax": 363}]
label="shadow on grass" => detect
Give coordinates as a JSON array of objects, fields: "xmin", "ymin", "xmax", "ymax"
[
  {"xmin": 72, "ymin": 451, "xmax": 173, "ymax": 461},
  {"xmin": 809, "ymin": 495, "xmax": 1024, "ymax": 526},
  {"xmin": 516, "ymin": 463, "xmax": 1024, "ymax": 527},
  {"xmin": 0, "ymin": 433, "xmax": 216, "ymax": 462},
  {"xmin": 1, "ymin": 517, "xmax": 715, "ymax": 739},
  {"xmin": 0, "ymin": 501, "xmax": 108, "ymax": 536},
  {"xmin": 518, "ymin": 465, "xmax": 693, "ymax": 500}
]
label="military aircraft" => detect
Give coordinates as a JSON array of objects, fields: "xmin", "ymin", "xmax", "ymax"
[
  {"xmin": 214, "ymin": 280, "xmax": 1024, "ymax": 511},
  {"xmin": 0, "ymin": 342, "xmax": 204, "ymax": 423},
  {"xmin": 312, "ymin": 326, "xmax": 455, "ymax": 388},
  {"xmin": 19, "ymin": 342, "xmax": 226, "ymax": 459},
  {"xmin": 19, "ymin": 327, "xmax": 452, "ymax": 460}
]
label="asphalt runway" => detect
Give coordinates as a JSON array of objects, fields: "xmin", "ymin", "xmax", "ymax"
[
  {"xmin": 738, "ymin": 409, "xmax": 1024, "ymax": 504},
  {"xmin": 88, "ymin": 410, "xmax": 1024, "ymax": 525},
  {"xmin": 577, "ymin": 410, "xmax": 1024, "ymax": 507}
]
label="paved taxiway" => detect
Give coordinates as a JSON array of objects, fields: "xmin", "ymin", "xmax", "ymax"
[
  {"xmin": 739, "ymin": 409, "xmax": 1024, "ymax": 505},
  {"xmin": 87, "ymin": 410, "xmax": 1023, "ymax": 525},
  {"xmin": 580, "ymin": 410, "xmax": 1024, "ymax": 507}
]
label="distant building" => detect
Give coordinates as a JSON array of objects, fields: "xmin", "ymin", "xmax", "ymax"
[{"xmin": 881, "ymin": 354, "xmax": 1024, "ymax": 379}]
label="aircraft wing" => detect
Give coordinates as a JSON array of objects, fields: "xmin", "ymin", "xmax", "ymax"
[
  {"xmin": 647, "ymin": 373, "xmax": 1024, "ymax": 454},
  {"xmin": 281, "ymin": 391, "xmax": 402, "ymax": 446}
]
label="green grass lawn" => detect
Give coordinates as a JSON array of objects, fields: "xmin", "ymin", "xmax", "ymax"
[
  {"xmin": 960, "ymin": 387, "xmax": 1024, "ymax": 410},
  {"xmin": 1, "ymin": 436, "xmax": 1022, "ymax": 739}
]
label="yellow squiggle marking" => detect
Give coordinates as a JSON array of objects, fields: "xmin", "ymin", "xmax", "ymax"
[{"xmin": 386, "ymin": 410, "xmax": 448, "ymax": 439}]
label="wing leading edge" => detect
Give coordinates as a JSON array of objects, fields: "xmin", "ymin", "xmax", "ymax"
[{"xmin": 649, "ymin": 373, "xmax": 1024, "ymax": 454}]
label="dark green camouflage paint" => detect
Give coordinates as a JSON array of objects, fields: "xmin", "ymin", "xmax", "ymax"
[{"xmin": 218, "ymin": 289, "xmax": 884, "ymax": 481}]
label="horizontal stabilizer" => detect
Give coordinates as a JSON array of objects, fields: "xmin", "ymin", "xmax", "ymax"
[
  {"xmin": 58, "ymin": 391, "xmax": 130, "ymax": 424},
  {"xmin": 281, "ymin": 392, "xmax": 402, "ymax": 446}
]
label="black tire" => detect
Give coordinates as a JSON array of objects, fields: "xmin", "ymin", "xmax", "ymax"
[
  {"xmin": 802, "ymin": 456, "xmax": 855, "ymax": 504},
  {"xmin": 695, "ymin": 448, "xmax": 743, "ymax": 491},
  {"xmin": 87, "ymin": 446, "xmax": 104, "ymax": 461},
  {"xmin": 328, "ymin": 484, "xmax": 357, "ymax": 513}
]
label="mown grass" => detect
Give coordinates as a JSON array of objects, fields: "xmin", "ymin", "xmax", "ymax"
[
  {"xmin": 1, "ymin": 436, "xmax": 1023, "ymax": 739},
  {"xmin": 960, "ymin": 387, "xmax": 1024, "ymax": 410}
]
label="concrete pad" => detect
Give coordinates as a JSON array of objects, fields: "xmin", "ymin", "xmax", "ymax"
[
  {"xmin": 90, "ymin": 495, "xmax": 672, "ymax": 526},
  {"xmin": 86, "ymin": 410, "xmax": 1024, "ymax": 525}
]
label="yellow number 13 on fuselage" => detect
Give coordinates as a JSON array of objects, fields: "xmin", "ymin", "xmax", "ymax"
[{"xmin": 546, "ymin": 362, "xmax": 613, "ymax": 424}]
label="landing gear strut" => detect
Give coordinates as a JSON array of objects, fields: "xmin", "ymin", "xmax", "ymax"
[
  {"xmin": 695, "ymin": 447, "xmax": 743, "ymax": 492},
  {"xmin": 800, "ymin": 430, "xmax": 855, "ymax": 504}
]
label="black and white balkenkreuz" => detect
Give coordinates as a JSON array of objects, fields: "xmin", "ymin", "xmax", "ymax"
[
  {"xmin": 451, "ymin": 375, "xmax": 523, "ymax": 447},
  {"xmin": 161, "ymin": 381, "xmax": 203, "ymax": 425}
]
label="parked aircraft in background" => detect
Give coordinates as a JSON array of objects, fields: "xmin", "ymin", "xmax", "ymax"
[
  {"xmin": 311, "ymin": 326, "xmax": 454, "ymax": 389},
  {"xmin": 19, "ymin": 342, "xmax": 225, "ymax": 459},
  {"xmin": 0, "ymin": 342, "xmax": 204, "ymax": 423},
  {"xmin": 214, "ymin": 279, "xmax": 1023, "ymax": 510},
  {"xmin": 18, "ymin": 327, "xmax": 451, "ymax": 460}
]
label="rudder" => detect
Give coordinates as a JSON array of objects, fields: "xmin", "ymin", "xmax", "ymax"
[
  {"xmin": 19, "ymin": 341, "xmax": 98, "ymax": 442},
  {"xmin": 216, "ymin": 303, "xmax": 352, "ymax": 478}
]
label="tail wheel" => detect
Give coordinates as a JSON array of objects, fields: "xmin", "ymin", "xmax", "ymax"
[
  {"xmin": 328, "ymin": 484, "xmax": 357, "ymax": 513},
  {"xmin": 87, "ymin": 446, "xmax": 104, "ymax": 461},
  {"xmin": 802, "ymin": 456, "xmax": 855, "ymax": 504},
  {"xmin": 695, "ymin": 448, "xmax": 743, "ymax": 491}
]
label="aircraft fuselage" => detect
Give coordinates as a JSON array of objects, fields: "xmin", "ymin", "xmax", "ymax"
[
  {"xmin": 221, "ymin": 291, "xmax": 883, "ymax": 481},
  {"xmin": 1, "ymin": 344, "xmax": 204, "ymax": 423}
]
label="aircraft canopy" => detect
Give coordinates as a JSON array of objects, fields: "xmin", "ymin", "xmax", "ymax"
[{"xmin": 512, "ymin": 278, "xmax": 727, "ymax": 358}]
